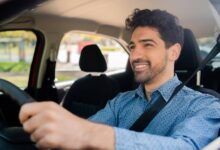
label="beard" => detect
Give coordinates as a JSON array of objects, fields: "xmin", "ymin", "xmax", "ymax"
[{"xmin": 131, "ymin": 56, "xmax": 168, "ymax": 84}]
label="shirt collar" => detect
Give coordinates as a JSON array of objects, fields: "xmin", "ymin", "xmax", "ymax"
[
  {"xmin": 136, "ymin": 85, "xmax": 146, "ymax": 100},
  {"xmin": 135, "ymin": 75, "xmax": 182, "ymax": 102}
]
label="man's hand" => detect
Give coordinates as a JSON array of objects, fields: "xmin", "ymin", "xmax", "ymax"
[{"xmin": 19, "ymin": 101, "xmax": 115, "ymax": 149}]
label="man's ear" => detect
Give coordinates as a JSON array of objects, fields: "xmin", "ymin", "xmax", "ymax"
[{"xmin": 168, "ymin": 43, "xmax": 181, "ymax": 61}]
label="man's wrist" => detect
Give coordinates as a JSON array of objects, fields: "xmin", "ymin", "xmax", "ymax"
[{"xmin": 87, "ymin": 122, "xmax": 115, "ymax": 149}]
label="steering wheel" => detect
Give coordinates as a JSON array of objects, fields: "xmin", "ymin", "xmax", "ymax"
[
  {"xmin": 0, "ymin": 79, "xmax": 37, "ymax": 149},
  {"xmin": 0, "ymin": 79, "xmax": 35, "ymax": 105}
]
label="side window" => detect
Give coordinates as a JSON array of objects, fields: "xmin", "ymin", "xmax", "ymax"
[
  {"xmin": 55, "ymin": 32, "xmax": 128, "ymax": 83},
  {"xmin": 197, "ymin": 36, "xmax": 220, "ymax": 68},
  {"xmin": 0, "ymin": 30, "xmax": 37, "ymax": 88}
]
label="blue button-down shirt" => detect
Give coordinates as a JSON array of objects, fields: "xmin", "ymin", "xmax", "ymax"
[{"xmin": 89, "ymin": 76, "xmax": 220, "ymax": 150}]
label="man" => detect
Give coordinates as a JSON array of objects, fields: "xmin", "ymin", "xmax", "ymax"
[{"xmin": 19, "ymin": 9, "xmax": 220, "ymax": 150}]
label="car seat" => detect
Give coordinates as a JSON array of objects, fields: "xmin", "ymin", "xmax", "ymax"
[
  {"xmin": 175, "ymin": 28, "xmax": 202, "ymax": 88},
  {"xmin": 210, "ymin": 68, "xmax": 220, "ymax": 93},
  {"xmin": 62, "ymin": 44, "xmax": 120, "ymax": 118},
  {"xmin": 175, "ymin": 28, "xmax": 220, "ymax": 97}
]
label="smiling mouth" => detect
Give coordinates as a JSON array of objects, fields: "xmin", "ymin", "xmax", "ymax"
[{"xmin": 133, "ymin": 63, "xmax": 150, "ymax": 72}]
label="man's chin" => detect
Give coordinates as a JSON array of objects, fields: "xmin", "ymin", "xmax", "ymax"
[{"xmin": 135, "ymin": 75, "xmax": 151, "ymax": 84}]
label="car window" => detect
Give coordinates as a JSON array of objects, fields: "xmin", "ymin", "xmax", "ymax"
[
  {"xmin": 197, "ymin": 35, "xmax": 220, "ymax": 68},
  {"xmin": 0, "ymin": 30, "xmax": 36, "ymax": 88},
  {"xmin": 55, "ymin": 32, "xmax": 128, "ymax": 83}
]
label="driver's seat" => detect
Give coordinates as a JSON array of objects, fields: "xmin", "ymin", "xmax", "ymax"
[
  {"xmin": 175, "ymin": 28, "xmax": 220, "ymax": 97},
  {"xmin": 175, "ymin": 28, "xmax": 202, "ymax": 88}
]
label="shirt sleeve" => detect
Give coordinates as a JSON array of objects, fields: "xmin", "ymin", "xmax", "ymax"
[
  {"xmin": 114, "ymin": 101, "xmax": 220, "ymax": 150},
  {"xmin": 114, "ymin": 127, "xmax": 194, "ymax": 150}
]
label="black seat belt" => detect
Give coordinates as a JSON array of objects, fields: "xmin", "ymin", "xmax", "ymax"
[
  {"xmin": 130, "ymin": 83, "xmax": 183, "ymax": 132},
  {"xmin": 130, "ymin": 34, "xmax": 220, "ymax": 132}
]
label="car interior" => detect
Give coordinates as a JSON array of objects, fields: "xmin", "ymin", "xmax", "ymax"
[
  {"xmin": 62, "ymin": 44, "xmax": 120, "ymax": 118},
  {"xmin": 0, "ymin": 0, "xmax": 220, "ymax": 149}
]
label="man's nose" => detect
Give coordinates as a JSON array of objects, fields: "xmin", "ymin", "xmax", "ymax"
[{"xmin": 130, "ymin": 47, "xmax": 142, "ymax": 60}]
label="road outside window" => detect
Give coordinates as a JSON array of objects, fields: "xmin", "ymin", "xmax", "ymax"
[
  {"xmin": 56, "ymin": 32, "xmax": 128, "ymax": 83},
  {"xmin": 0, "ymin": 30, "xmax": 36, "ymax": 88}
]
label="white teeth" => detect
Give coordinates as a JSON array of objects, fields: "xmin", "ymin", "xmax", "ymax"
[
  {"xmin": 134, "ymin": 64, "xmax": 149, "ymax": 70},
  {"xmin": 135, "ymin": 64, "xmax": 147, "ymax": 69}
]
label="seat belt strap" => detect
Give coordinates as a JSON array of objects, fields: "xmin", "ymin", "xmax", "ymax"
[
  {"xmin": 129, "ymin": 34, "xmax": 220, "ymax": 132},
  {"xmin": 129, "ymin": 83, "xmax": 182, "ymax": 132}
]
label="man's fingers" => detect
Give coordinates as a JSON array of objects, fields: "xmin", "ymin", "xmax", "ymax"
[
  {"xmin": 19, "ymin": 102, "xmax": 36, "ymax": 124},
  {"xmin": 30, "ymin": 122, "xmax": 55, "ymax": 142},
  {"xmin": 22, "ymin": 110, "xmax": 51, "ymax": 133},
  {"xmin": 19, "ymin": 101, "xmax": 56, "ymax": 124},
  {"xmin": 35, "ymin": 134, "xmax": 60, "ymax": 150}
]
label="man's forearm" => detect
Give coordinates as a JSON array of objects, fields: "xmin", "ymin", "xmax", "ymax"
[{"xmin": 87, "ymin": 122, "xmax": 115, "ymax": 149}]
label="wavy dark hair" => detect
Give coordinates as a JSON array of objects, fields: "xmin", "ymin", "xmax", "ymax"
[{"xmin": 126, "ymin": 9, "xmax": 184, "ymax": 48}]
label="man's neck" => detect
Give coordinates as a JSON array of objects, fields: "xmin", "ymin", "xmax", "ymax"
[{"xmin": 144, "ymin": 73, "xmax": 174, "ymax": 100}]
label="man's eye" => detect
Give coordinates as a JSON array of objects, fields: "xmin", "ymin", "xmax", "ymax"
[
  {"xmin": 128, "ymin": 45, "xmax": 135, "ymax": 50},
  {"xmin": 144, "ymin": 43, "xmax": 153, "ymax": 47}
]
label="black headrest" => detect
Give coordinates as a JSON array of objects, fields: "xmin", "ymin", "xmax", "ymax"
[
  {"xmin": 175, "ymin": 28, "xmax": 202, "ymax": 71},
  {"xmin": 79, "ymin": 44, "xmax": 107, "ymax": 72}
]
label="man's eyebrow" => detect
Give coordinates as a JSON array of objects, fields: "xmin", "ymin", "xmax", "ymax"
[
  {"xmin": 128, "ymin": 39, "xmax": 157, "ymax": 46},
  {"xmin": 128, "ymin": 41, "xmax": 134, "ymax": 46},
  {"xmin": 139, "ymin": 39, "xmax": 157, "ymax": 44}
]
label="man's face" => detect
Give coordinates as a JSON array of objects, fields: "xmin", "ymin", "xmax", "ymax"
[{"xmin": 129, "ymin": 26, "xmax": 169, "ymax": 84}]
